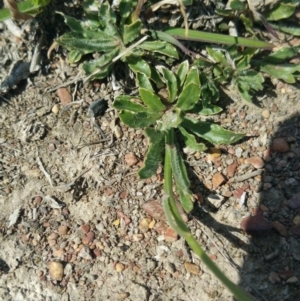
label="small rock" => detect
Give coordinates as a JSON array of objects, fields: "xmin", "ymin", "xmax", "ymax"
[
  {"xmin": 207, "ymin": 147, "xmax": 221, "ymax": 161},
  {"xmin": 212, "ymin": 173, "xmax": 226, "ymax": 188},
  {"xmin": 82, "ymin": 231, "xmax": 95, "ymax": 245},
  {"xmin": 286, "ymin": 276, "xmax": 298, "ymax": 284},
  {"xmin": 235, "ymin": 147, "xmax": 243, "ymax": 158},
  {"xmin": 125, "ymin": 153, "xmax": 138, "ymax": 166},
  {"xmin": 272, "ymin": 138, "xmax": 289, "ymax": 153},
  {"xmin": 287, "ymin": 193, "xmax": 300, "ymax": 210},
  {"xmin": 48, "ymin": 239, "xmax": 57, "ymax": 247},
  {"xmin": 268, "ymin": 271, "xmax": 280, "ymax": 284},
  {"xmin": 52, "ymin": 104, "xmax": 60, "ymax": 114},
  {"xmin": 227, "ymin": 161, "xmax": 237, "ymax": 178},
  {"xmin": 57, "ymin": 87, "xmax": 72, "ymax": 106},
  {"xmin": 240, "ymin": 215, "xmax": 272, "ymax": 234},
  {"xmin": 114, "ymin": 125, "xmax": 123, "ymax": 139},
  {"xmin": 138, "ymin": 218, "xmax": 151, "ymax": 233},
  {"xmin": 115, "ymin": 292, "xmax": 130, "ymax": 300},
  {"xmin": 78, "ymin": 247, "xmax": 92, "ymax": 260},
  {"xmin": 164, "ymin": 227, "xmax": 178, "ymax": 242},
  {"xmin": 49, "ymin": 261, "xmax": 64, "ymax": 281},
  {"xmin": 132, "ymin": 233, "xmax": 144, "ymax": 241},
  {"xmin": 290, "ymin": 225, "xmax": 300, "ymax": 237},
  {"xmin": 81, "ymin": 224, "xmax": 90, "ymax": 233},
  {"xmin": 58, "ymin": 225, "xmax": 69, "ymax": 235},
  {"xmin": 184, "ymin": 262, "xmax": 201, "ymax": 275},
  {"xmin": 279, "ymin": 270, "xmax": 294, "ymax": 280},
  {"xmin": 272, "ymin": 221, "xmax": 287, "ymax": 237},
  {"xmin": 142, "ymin": 200, "xmax": 165, "ymax": 221},
  {"xmin": 207, "ymin": 194, "xmax": 225, "ymax": 209},
  {"xmin": 293, "ymin": 215, "xmax": 300, "ymax": 226},
  {"xmin": 115, "ymin": 263, "xmax": 125, "ymax": 272},
  {"xmin": 153, "ymin": 221, "xmax": 168, "ymax": 234},
  {"xmin": 53, "ymin": 249, "xmax": 65, "ymax": 258},
  {"xmin": 244, "ymin": 156, "xmax": 264, "ymax": 169},
  {"xmin": 261, "ymin": 109, "xmax": 270, "ymax": 119}
]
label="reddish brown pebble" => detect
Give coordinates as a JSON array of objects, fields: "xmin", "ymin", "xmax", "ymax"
[
  {"xmin": 272, "ymin": 221, "xmax": 287, "ymax": 237},
  {"xmin": 119, "ymin": 190, "xmax": 128, "ymax": 199},
  {"xmin": 53, "ymin": 248, "xmax": 65, "ymax": 258},
  {"xmin": 34, "ymin": 196, "xmax": 42, "ymax": 205},
  {"xmin": 245, "ymin": 156, "xmax": 264, "ymax": 169},
  {"xmin": 153, "ymin": 221, "xmax": 168, "ymax": 234},
  {"xmin": 240, "ymin": 215, "xmax": 272, "ymax": 234},
  {"xmin": 165, "ymin": 227, "xmax": 178, "ymax": 242},
  {"xmin": 272, "ymin": 138, "xmax": 289, "ymax": 153},
  {"xmin": 82, "ymin": 231, "xmax": 95, "ymax": 245},
  {"xmin": 81, "ymin": 224, "xmax": 90, "ymax": 233},
  {"xmin": 57, "ymin": 87, "xmax": 72, "ymax": 106},
  {"xmin": 227, "ymin": 161, "xmax": 238, "ymax": 178},
  {"xmin": 93, "ymin": 249, "xmax": 101, "ymax": 257},
  {"xmin": 212, "ymin": 173, "xmax": 226, "ymax": 188},
  {"xmin": 209, "ymin": 254, "xmax": 217, "ymax": 260},
  {"xmin": 58, "ymin": 225, "xmax": 69, "ymax": 235},
  {"xmin": 43, "ymin": 222, "xmax": 51, "ymax": 228},
  {"xmin": 259, "ymin": 204, "xmax": 269, "ymax": 212},
  {"xmin": 142, "ymin": 200, "xmax": 165, "ymax": 221},
  {"xmin": 48, "ymin": 233, "xmax": 59, "ymax": 240},
  {"xmin": 194, "ymin": 192, "xmax": 204, "ymax": 204},
  {"xmin": 125, "ymin": 153, "xmax": 138, "ymax": 166},
  {"xmin": 48, "ymin": 239, "xmax": 57, "ymax": 247},
  {"xmin": 278, "ymin": 270, "xmax": 294, "ymax": 280}
]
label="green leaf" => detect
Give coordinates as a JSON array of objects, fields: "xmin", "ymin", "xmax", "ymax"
[
  {"xmin": 195, "ymin": 104, "xmax": 222, "ymax": 115},
  {"xmin": 263, "ymin": 47, "xmax": 299, "ymax": 63},
  {"xmin": 265, "ymin": 3, "xmax": 296, "ymax": 21},
  {"xmin": 138, "ymin": 128, "xmax": 165, "ymax": 179},
  {"xmin": 150, "ymin": 68, "xmax": 165, "ymax": 88},
  {"xmin": 138, "ymin": 41, "xmax": 179, "ymax": 59},
  {"xmin": 240, "ymin": 14, "xmax": 255, "ymax": 35},
  {"xmin": 114, "ymin": 95, "xmax": 149, "ymax": 112},
  {"xmin": 176, "ymin": 60, "xmax": 189, "ymax": 87},
  {"xmin": 159, "ymin": 67, "xmax": 178, "ymax": 103},
  {"xmin": 179, "ymin": 126, "xmax": 207, "ymax": 151},
  {"xmin": 119, "ymin": 110, "xmax": 162, "ymax": 128},
  {"xmin": 237, "ymin": 70, "xmax": 264, "ymax": 91},
  {"xmin": 164, "ymin": 28, "xmax": 273, "ymax": 49},
  {"xmin": 269, "ymin": 22, "xmax": 300, "ymax": 36},
  {"xmin": 68, "ymin": 50, "xmax": 83, "ymax": 63},
  {"xmin": 260, "ymin": 63, "xmax": 300, "ymax": 83},
  {"xmin": 168, "ymin": 143, "xmax": 193, "ymax": 213},
  {"xmin": 82, "ymin": 47, "xmax": 119, "ymax": 78},
  {"xmin": 119, "ymin": 0, "xmax": 132, "ymax": 26},
  {"xmin": 0, "ymin": 0, "xmax": 50, "ymax": 21},
  {"xmin": 126, "ymin": 55, "xmax": 151, "ymax": 77},
  {"xmin": 56, "ymin": 31, "xmax": 118, "ymax": 53},
  {"xmin": 207, "ymin": 47, "xmax": 229, "ymax": 66},
  {"xmin": 57, "ymin": 12, "xmax": 86, "ymax": 33},
  {"xmin": 139, "ymin": 88, "xmax": 165, "ymax": 111},
  {"xmin": 176, "ymin": 67, "xmax": 200, "ymax": 111},
  {"xmin": 236, "ymin": 55, "xmax": 251, "ymax": 70},
  {"xmin": 230, "ymin": 0, "xmax": 246, "ymax": 11},
  {"xmin": 182, "ymin": 117, "xmax": 244, "ymax": 145},
  {"xmin": 97, "ymin": 2, "xmax": 118, "ymax": 35},
  {"xmin": 122, "ymin": 19, "xmax": 143, "ymax": 45},
  {"xmin": 137, "ymin": 73, "xmax": 154, "ymax": 92},
  {"xmin": 237, "ymin": 85, "xmax": 253, "ymax": 103}
]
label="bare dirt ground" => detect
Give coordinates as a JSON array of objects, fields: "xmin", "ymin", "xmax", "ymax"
[{"xmin": 1, "ymin": 1, "xmax": 300, "ymax": 301}]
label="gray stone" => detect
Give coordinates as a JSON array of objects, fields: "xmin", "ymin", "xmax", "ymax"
[{"xmin": 259, "ymin": 187, "xmax": 285, "ymax": 211}]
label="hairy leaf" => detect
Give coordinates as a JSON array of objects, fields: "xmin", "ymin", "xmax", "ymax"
[
  {"xmin": 119, "ymin": 110, "xmax": 162, "ymax": 128},
  {"xmin": 114, "ymin": 95, "xmax": 149, "ymax": 112},
  {"xmin": 139, "ymin": 41, "xmax": 179, "ymax": 59},
  {"xmin": 179, "ymin": 126, "xmax": 207, "ymax": 151},
  {"xmin": 159, "ymin": 66, "xmax": 178, "ymax": 103},
  {"xmin": 176, "ymin": 60, "xmax": 189, "ymax": 87},
  {"xmin": 139, "ymin": 88, "xmax": 165, "ymax": 111},
  {"xmin": 122, "ymin": 19, "xmax": 143, "ymax": 45},
  {"xmin": 182, "ymin": 117, "xmax": 244, "ymax": 145},
  {"xmin": 126, "ymin": 55, "xmax": 151, "ymax": 77}
]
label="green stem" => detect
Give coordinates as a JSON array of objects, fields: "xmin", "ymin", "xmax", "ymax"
[{"xmin": 163, "ymin": 129, "xmax": 255, "ymax": 301}]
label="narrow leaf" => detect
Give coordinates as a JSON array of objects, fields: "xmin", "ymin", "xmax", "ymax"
[
  {"xmin": 138, "ymin": 128, "xmax": 165, "ymax": 179},
  {"xmin": 114, "ymin": 95, "xmax": 149, "ymax": 112},
  {"xmin": 164, "ymin": 28, "xmax": 273, "ymax": 49},
  {"xmin": 122, "ymin": 19, "xmax": 143, "ymax": 45},
  {"xmin": 137, "ymin": 72, "xmax": 154, "ymax": 91},
  {"xmin": 119, "ymin": 110, "xmax": 162, "ymax": 128},
  {"xmin": 179, "ymin": 126, "xmax": 207, "ymax": 151},
  {"xmin": 182, "ymin": 117, "xmax": 244, "ymax": 145},
  {"xmin": 265, "ymin": 3, "xmax": 296, "ymax": 21},
  {"xmin": 139, "ymin": 88, "xmax": 165, "ymax": 111},
  {"xmin": 176, "ymin": 60, "xmax": 189, "ymax": 87},
  {"xmin": 176, "ymin": 83, "xmax": 200, "ymax": 111},
  {"xmin": 159, "ymin": 66, "xmax": 178, "ymax": 103},
  {"xmin": 139, "ymin": 41, "xmax": 179, "ymax": 59},
  {"xmin": 68, "ymin": 50, "xmax": 83, "ymax": 63},
  {"xmin": 126, "ymin": 55, "xmax": 151, "ymax": 77}
]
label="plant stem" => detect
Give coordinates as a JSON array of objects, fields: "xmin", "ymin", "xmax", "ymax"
[{"xmin": 163, "ymin": 129, "xmax": 255, "ymax": 301}]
